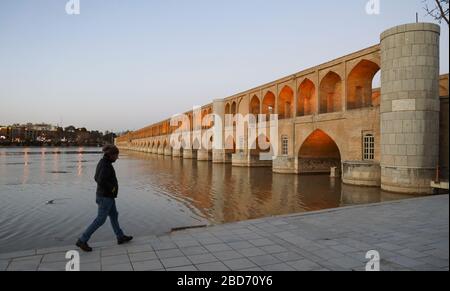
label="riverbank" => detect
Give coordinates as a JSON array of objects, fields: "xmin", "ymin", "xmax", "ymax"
[{"xmin": 0, "ymin": 195, "xmax": 448, "ymax": 271}]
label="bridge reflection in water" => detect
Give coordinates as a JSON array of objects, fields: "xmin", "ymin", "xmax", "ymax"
[{"xmin": 125, "ymin": 151, "xmax": 415, "ymax": 225}]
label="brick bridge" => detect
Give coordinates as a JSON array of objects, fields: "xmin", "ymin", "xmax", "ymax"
[{"xmin": 116, "ymin": 23, "xmax": 449, "ymax": 195}]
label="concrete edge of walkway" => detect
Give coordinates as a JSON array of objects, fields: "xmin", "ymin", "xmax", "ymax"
[{"xmin": 201, "ymin": 194, "xmax": 448, "ymax": 228}]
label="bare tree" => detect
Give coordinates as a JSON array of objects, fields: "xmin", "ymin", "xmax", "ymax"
[{"xmin": 424, "ymin": 0, "xmax": 449, "ymax": 25}]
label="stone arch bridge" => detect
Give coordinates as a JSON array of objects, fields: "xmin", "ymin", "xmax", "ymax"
[{"xmin": 116, "ymin": 23, "xmax": 449, "ymax": 194}]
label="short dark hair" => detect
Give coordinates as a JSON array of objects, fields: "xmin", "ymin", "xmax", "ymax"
[{"xmin": 102, "ymin": 144, "xmax": 119, "ymax": 157}]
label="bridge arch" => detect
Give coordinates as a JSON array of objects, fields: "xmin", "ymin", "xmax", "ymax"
[
  {"xmin": 297, "ymin": 129, "xmax": 341, "ymax": 174},
  {"xmin": 347, "ymin": 59, "xmax": 380, "ymax": 110},
  {"xmin": 298, "ymin": 78, "xmax": 316, "ymax": 116},
  {"xmin": 231, "ymin": 101, "xmax": 237, "ymax": 116},
  {"xmin": 225, "ymin": 103, "xmax": 231, "ymax": 115},
  {"xmin": 278, "ymin": 85, "xmax": 294, "ymax": 120},
  {"xmin": 262, "ymin": 91, "xmax": 275, "ymax": 121},
  {"xmin": 319, "ymin": 71, "xmax": 342, "ymax": 114},
  {"xmin": 250, "ymin": 95, "xmax": 261, "ymax": 119},
  {"xmin": 201, "ymin": 109, "xmax": 208, "ymax": 129}
]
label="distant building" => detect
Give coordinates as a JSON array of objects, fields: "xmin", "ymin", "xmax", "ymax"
[{"xmin": 0, "ymin": 123, "xmax": 115, "ymax": 146}]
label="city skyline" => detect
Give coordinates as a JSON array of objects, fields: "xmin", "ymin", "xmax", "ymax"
[
  {"xmin": 0, "ymin": 122, "xmax": 117, "ymax": 146},
  {"xmin": 1, "ymin": 0, "xmax": 449, "ymax": 132}
]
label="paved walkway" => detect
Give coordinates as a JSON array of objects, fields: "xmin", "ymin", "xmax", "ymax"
[{"xmin": 1, "ymin": 195, "xmax": 448, "ymax": 271}]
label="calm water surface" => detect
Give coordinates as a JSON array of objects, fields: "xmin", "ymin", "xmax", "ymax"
[{"xmin": 0, "ymin": 147, "xmax": 414, "ymax": 253}]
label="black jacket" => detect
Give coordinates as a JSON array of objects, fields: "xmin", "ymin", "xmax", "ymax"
[{"xmin": 94, "ymin": 156, "xmax": 119, "ymax": 198}]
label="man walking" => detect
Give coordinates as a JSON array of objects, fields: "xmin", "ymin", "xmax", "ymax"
[{"xmin": 76, "ymin": 145, "xmax": 132, "ymax": 252}]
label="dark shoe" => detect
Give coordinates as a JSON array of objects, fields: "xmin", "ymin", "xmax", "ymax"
[
  {"xmin": 76, "ymin": 240, "xmax": 93, "ymax": 252},
  {"xmin": 118, "ymin": 235, "xmax": 133, "ymax": 245}
]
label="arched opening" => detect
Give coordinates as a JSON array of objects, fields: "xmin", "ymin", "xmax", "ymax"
[
  {"xmin": 347, "ymin": 60, "xmax": 380, "ymax": 110},
  {"xmin": 250, "ymin": 96, "xmax": 260, "ymax": 115},
  {"xmin": 250, "ymin": 95, "xmax": 261, "ymax": 122},
  {"xmin": 278, "ymin": 86, "xmax": 294, "ymax": 120},
  {"xmin": 207, "ymin": 108, "xmax": 213, "ymax": 128},
  {"xmin": 231, "ymin": 102, "xmax": 237, "ymax": 127},
  {"xmin": 298, "ymin": 79, "xmax": 316, "ymax": 116},
  {"xmin": 262, "ymin": 91, "xmax": 275, "ymax": 121},
  {"xmin": 201, "ymin": 110, "xmax": 207, "ymax": 129},
  {"xmin": 225, "ymin": 103, "xmax": 231, "ymax": 115},
  {"xmin": 319, "ymin": 72, "xmax": 342, "ymax": 114},
  {"xmin": 298, "ymin": 129, "xmax": 341, "ymax": 174},
  {"xmin": 188, "ymin": 114, "xmax": 193, "ymax": 131},
  {"xmin": 371, "ymin": 70, "xmax": 381, "ymax": 106},
  {"xmin": 231, "ymin": 102, "xmax": 237, "ymax": 115},
  {"xmin": 157, "ymin": 141, "xmax": 161, "ymax": 152}
]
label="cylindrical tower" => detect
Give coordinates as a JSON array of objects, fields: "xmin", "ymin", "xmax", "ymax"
[{"xmin": 380, "ymin": 23, "xmax": 441, "ymax": 194}]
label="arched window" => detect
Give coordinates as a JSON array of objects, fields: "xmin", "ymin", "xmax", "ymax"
[{"xmin": 363, "ymin": 134, "xmax": 375, "ymax": 161}]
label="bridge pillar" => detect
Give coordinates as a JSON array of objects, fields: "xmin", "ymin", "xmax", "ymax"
[
  {"xmin": 172, "ymin": 148, "xmax": 183, "ymax": 158},
  {"xmin": 213, "ymin": 150, "xmax": 232, "ymax": 164},
  {"xmin": 183, "ymin": 149, "xmax": 197, "ymax": 159},
  {"xmin": 212, "ymin": 99, "xmax": 230, "ymax": 164},
  {"xmin": 158, "ymin": 147, "xmax": 164, "ymax": 155},
  {"xmin": 380, "ymin": 23, "xmax": 440, "ymax": 194},
  {"xmin": 164, "ymin": 147, "xmax": 172, "ymax": 156},
  {"xmin": 231, "ymin": 151, "xmax": 273, "ymax": 167},
  {"xmin": 231, "ymin": 152, "xmax": 248, "ymax": 167},
  {"xmin": 273, "ymin": 156, "xmax": 296, "ymax": 173},
  {"xmin": 197, "ymin": 149, "xmax": 212, "ymax": 161},
  {"xmin": 342, "ymin": 161, "xmax": 381, "ymax": 187}
]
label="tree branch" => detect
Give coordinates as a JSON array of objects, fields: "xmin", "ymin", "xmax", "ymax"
[{"xmin": 434, "ymin": 0, "xmax": 449, "ymax": 25}]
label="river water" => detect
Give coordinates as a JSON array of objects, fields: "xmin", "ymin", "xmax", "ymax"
[{"xmin": 0, "ymin": 147, "xmax": 415, "ymax": 253}]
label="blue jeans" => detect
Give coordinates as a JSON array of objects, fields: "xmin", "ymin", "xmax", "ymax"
[{"xmin": 80, "ymin": 196, "xmax": 124, "ymax": 243}]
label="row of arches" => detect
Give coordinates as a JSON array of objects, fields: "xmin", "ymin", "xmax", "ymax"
[
  {"xmin": 126, "ymin": 106, "xmax": 214, "ymax": 142},
  {"xmin": 125, "ymin": 126, "xmax": 351, "ymax": 176},
  {"xmin": 130, "ymin": 135, "xmax": 215, "ymax": 151},
  {"xmin": 131, "ymin": 140, "xmax": 169, "ymax": 149},
  {"xmin": 220, "ymin": 128, "xmax": 343, "ymax": 173},
  {"xmin": 247, "ymin": 59, "xmax": 380, "ymax": 120}
]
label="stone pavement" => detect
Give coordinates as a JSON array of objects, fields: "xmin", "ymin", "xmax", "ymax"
[{"xmin": 1, "ymin": 195, "xmax": 448, "ymax": 271}]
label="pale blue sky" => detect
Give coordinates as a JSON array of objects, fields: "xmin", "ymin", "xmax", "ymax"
[{"xmin": 0, "ymin": 0, "xmax": 448, "ymax": 132}]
